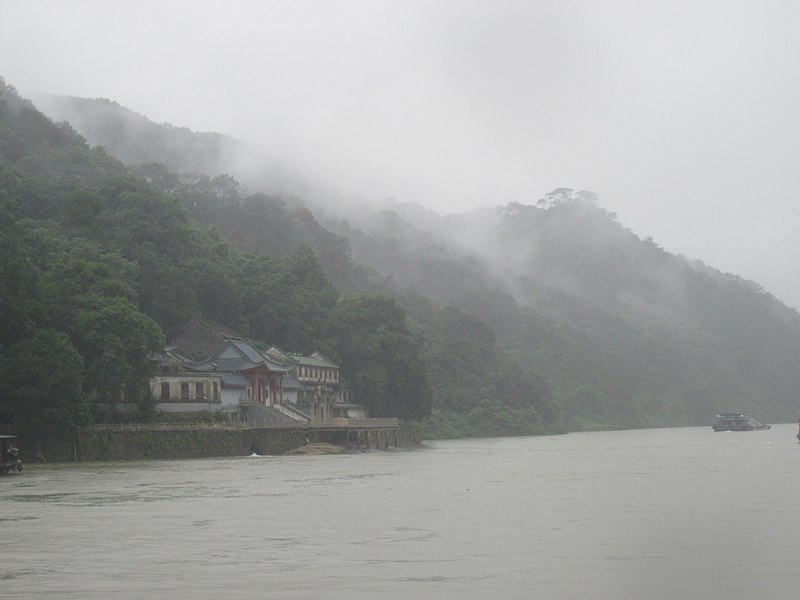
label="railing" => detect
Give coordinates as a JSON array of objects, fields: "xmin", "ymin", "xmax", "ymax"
[
  {"xmin": 308, "ymin": 417, "xmax": 399, "ymax": 429},
  {"xmin": 83, "ymin": 421, "xmax": 303, "ymax": 431},
  {"xmin": 345, "ymin": 417, "xmax": 399, "ymax": 428},
  {"xmin": 82, "ymin": 417, "xmax": 400, "ymax": 432}
]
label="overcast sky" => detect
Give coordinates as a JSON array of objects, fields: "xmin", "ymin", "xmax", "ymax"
[{"xmin": 2, "ymin": 0, "xmax": 800, "ymax": 308}]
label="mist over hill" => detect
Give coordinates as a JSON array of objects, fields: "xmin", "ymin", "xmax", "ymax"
[
  {"xmin": 33, "ymin": 94, "xmax": 240, "ymax": 175},
  {"xmin": 324, "ymin": 193, "xmax": 800, "ymax": 428},
  {"xmin": 26, "ymin": 87, "xmax": 800, "ymax": 430},
  {"xmin": 34, "ymin": 93, "xmax": 312, "ymax": 201}
]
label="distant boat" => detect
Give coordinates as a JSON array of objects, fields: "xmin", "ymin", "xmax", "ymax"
[
  {"xmin": 796, "ymin": 412, "xmax": 800, "ymax": 442},
  {"xmin": 712, "ymin": 413, "xmax": 771, "ymax": 432}
]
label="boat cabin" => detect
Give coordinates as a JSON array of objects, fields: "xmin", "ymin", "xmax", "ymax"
[{"xmin": 712, "ymin": 413, "xmax": 770, "ymax": 432}]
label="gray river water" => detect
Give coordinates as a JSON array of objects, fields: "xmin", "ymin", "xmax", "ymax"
[{"xmin": 2, "ymin": 424, "xmax": 799, "ymax": 599}]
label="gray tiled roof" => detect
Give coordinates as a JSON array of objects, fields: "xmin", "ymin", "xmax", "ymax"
[{"xmin": 188, "ymin": 339, "xmax": 293, "ymax": 374}]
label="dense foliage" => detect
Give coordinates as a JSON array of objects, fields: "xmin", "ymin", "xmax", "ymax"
[
  {"xmin": 0, "ymin": 80, "xmax": 435, "ymax": 431},
  {"xmin": 332, "ymin": 190, "xmax": 800, "ymax": 428},
  {"xmin": 22, "ymin": 81, "xmax": 800, "ymax": 438},
  {"xmin": 322, "ymin": 295, "xmax": 433, "ymax": 420}
]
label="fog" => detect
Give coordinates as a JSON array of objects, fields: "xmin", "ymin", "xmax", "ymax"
[{"xmin": 2, "ymin": 0, "xmax": 800, "ymax": 309}]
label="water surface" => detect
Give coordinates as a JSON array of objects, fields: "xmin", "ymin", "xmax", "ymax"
[{"xmin": 2, "ymin": 424, "xmax": 799, "ymax": 599}]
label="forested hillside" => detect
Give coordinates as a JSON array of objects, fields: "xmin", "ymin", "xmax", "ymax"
[
  {"xmin": 329, "ymin": 192, "xmax": 800, "ymax": 427},
  {"xmin": 0, "ymin": 79, "xmax": 442, "ymax": 432},
  {"xmin": 28, "ymin": 84, "xmax": 800, "ymax": 433},
  {"xmin": 0, "ymin": 78, "xmax": 559, "ymax": 438}
]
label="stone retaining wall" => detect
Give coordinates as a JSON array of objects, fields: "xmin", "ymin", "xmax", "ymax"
[{"xmin": 18, "ymin": 422, "xmax": 420, "ymax": 463}]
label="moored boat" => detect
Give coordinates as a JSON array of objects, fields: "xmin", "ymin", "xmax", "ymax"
[
  {"xmin": 0, "ymin": 435, "xmax": 23, "ymax": 474},
  {"xmin": 712, "ymin": 413, "xmax": 770, "ymax": 432}
]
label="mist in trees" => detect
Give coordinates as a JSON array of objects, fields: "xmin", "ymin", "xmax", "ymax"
[
  {"xmin": 6, "ymin": 77, "xmax": 800, "ymax": 438},
  {"xmin": 0, "ymin": 79, "xmax": 438, "ymax": 432}
]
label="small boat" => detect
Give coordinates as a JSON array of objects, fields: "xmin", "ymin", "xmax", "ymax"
[
  {"xmin": 0, "ymin": 435, "xmax": 23, "ymax": 474},
  {"xmin": 712, "ymin": 413, "xmax": 770, "ymax": 432}
]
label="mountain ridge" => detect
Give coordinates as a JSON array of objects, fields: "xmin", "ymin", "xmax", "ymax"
[{"xmin": 28, "ymin": 88, "xmax": 800, "ymax": 429}]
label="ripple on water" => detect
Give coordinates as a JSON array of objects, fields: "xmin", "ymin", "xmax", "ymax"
[
  {"xmin": 1, "ymin": 568, "xmax": 56, "ymax": 580},
  {"xmin": 7, "ymin": 492, "xmax": 80, "ymax": 503}
]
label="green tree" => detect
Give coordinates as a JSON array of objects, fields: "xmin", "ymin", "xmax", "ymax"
[
  {"xmin": 325, "ymin": 295, "xmax": 432, "ymax": 420},
  {"xmin": 0, "ymin": 194, "xmax": 39, "ymax": 346},
  {"xmin": 0, "ymin": 329, "xmax": 88, "ymax": 431},
  {"xmin": 70, "ymin": 296, "xmax": 163, "ymax": 415},
  {"xmin": 20, "ymin": 224, "xmax": 164, "ymax": 417}
]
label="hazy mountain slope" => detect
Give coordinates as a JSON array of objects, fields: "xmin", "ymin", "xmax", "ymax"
[
  {"xmin": 35, "ymin": 90, "xmax": 800, "ymax": 428},
  {"xmin": 0, "ymin": 90, "xmax": 125, "ymax": 184},
  {"xmin": 358, "ymin": 192, "xmax": 800, "ymax": 425},
  {"xmin": 0, "ymin": 79, "xmax": 440, "ymax": 427},
  {"xmin": 35, "ymin": 94, "xmax": 314, "ymax": 202},
  {"xmin": 34, "ymin": 94, "xmax": 242, "ymax": 177}
]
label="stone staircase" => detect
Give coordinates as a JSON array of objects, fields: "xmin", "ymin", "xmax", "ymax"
[
  {"xmin": 270, "ymin": 403, "xmax": 310, "ymax": 423},
  {"xmin": 246, "ymin": 403, "xmax": 298, "ymax": 423}
]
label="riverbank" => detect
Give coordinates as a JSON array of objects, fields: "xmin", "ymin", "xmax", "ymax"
[{"xmin": 15, "ymin": 421, "xmax": 420, "ymax": 463}]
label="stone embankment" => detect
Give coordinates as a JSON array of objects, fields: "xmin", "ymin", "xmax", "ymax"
[{"xmin": 18, "ymin": 419, "xmax": 419, "ymax": 463}]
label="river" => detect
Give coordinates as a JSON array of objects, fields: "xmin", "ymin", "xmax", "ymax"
[{"xmin": 2, "ymin": 423, "xmax": 799, "ymax": 599}]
